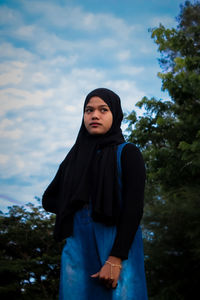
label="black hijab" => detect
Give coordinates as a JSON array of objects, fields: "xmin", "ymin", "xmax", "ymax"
[{"xmin": 42, "ymin": 88, "xmax": 125, "ymax": 241}]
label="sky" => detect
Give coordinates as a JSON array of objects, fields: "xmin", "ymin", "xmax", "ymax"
[{"xmin": 0, "ymin": 0, "xmax": 185, "ymax": 212}]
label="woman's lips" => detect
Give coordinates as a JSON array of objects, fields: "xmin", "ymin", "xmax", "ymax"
[{"xmin": 90, "ymin": 122, "xmax": 101, "ymax": 127}]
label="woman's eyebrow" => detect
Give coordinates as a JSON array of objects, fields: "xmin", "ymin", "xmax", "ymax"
[
  {"xmin": 99, "ymin": 104, "xmax": 109, "ymax": 107},
  {"xmin": 85, "ymin": 104, "xmax": 109, "ymax": 108}
]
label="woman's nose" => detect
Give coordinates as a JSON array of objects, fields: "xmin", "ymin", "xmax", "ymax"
[{"xmin": 91, "ymin": 110, "xmax": 100, "ymax": 119}]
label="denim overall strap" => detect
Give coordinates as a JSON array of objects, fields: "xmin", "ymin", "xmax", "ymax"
[{"xmin": 117, "ymin": 142, "xmax": 129, "ymax": 209}]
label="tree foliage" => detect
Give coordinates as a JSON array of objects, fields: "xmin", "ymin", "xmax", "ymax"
[
  {"xmin": 0, "ymin": 199, "xmax": 64, "ymax": 300},
  {"xmin": 125, "ymin": 1, "xmax": 200, "ymax": 299}
]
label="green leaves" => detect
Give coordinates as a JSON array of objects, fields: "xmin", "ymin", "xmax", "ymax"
[
  {"xmin": 0, "ymin": 201, "xmax": 64, "ymax": 299},
  {"xmin": 125, "ymin": 1, "xmax": 200, "ymax": 299}
]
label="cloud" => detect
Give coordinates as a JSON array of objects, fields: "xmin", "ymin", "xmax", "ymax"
[
  {"xmin": 119, "ymin": 66, "xmax": 144, "ymax": 76},
  {"xmin": 0, "ymin": 42, "xmax": 34, "ymax": 61},
  {"xmin": 0, "ymin": 87, "xmax": 53, "ymax": 116},
  {"xmin": 0, "ymin": 194, "xmax": 23, "ymax": 207},
  {"xmin": 0, "ymin": 0, "xmax": 170, "ymax": 212},
  {"xmin": 0, "ymin": 61, "xmax": 25, "ymax": 85},
  {"xmin": 0, "ymin": 154, "xmax": 9, "ymax": 165},
  {"xmin": 0, "ymin": 6, "xmax": 22, "ymax": 26},
  {"xmin": 15, "ymin": 25, "xmax": 37, "ymax": 40},
  {"xmin": 22, "ymin": 1, "xmax": 135, "ymax": 38},
  {"xmin": 116, "ymin": 50, "xmax": 131, "ymax": 62},
  {"xmin": 0, "ymin": 128, "xmax": 22, "ymax": 140},
  {"xmin": 150, "ymin": 16, "xmax": 176, "ymax": 28}
]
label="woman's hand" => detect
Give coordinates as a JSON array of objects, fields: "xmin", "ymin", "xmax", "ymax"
[{"xmin": 91, "ymin": 256, "xmax": 122, "ymax": 289}]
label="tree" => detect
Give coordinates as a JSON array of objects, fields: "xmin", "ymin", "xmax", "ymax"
[
  {"xmin": 0, "ymin": 200, "xmax": 64, "ymax": 300},
  {"xmin": 125, "ymin": 1, "xmax": 200, "ymax": 299}
]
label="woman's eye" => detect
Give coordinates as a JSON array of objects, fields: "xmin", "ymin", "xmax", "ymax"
[
  {"xmin": 85, "ymin": 107, "xmax": 108, "ymax": 113},
  {"xmin": 85, "ymin": 108, "xmax": 93, "ymax": 113}
]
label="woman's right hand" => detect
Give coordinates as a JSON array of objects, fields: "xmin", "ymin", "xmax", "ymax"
[{"xmin": 91, "ymin": 256, "xmax": 122, "ymax": 289}]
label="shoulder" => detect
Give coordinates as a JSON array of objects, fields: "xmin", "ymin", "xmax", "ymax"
[
  {"xmin": 120, "ymin": 143, "xmax": 145, "ymax": 170},
  {"xmin": 121, "ymin": 143, "xmax": 142, "ymax": 157}
]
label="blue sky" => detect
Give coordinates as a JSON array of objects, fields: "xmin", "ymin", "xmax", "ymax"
[{"xmin": 0, "ymin": 0, "xmax": 185, "ymax": 212}]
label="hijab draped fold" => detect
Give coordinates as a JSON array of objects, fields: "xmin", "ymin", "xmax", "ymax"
[{"xmin": 42, "ymin": 88, "xmax": 125, "ymax": 241}]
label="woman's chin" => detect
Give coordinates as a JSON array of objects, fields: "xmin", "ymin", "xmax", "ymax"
[{"xmin": 89, "ymin": 129, "xmax": 104, "ymax": 135}]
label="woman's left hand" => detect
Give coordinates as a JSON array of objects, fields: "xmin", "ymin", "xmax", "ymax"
[{"xmin": 91, "ymin": 256, "xmax": 122, "ymax": 289}]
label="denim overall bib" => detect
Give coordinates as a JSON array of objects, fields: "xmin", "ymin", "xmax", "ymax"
[{"xmin": 59, "ymin": 143, "xmax": 148, "ymax": 300}]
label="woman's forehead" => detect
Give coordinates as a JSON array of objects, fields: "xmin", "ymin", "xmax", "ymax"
[{"xmin": 86, "ymin": 96, "xmax": 109, "ymax": 107}]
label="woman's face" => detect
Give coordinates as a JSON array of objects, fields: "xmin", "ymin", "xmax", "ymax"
[{"xmin": 84, "ymin": 96, "xmax": 113, "ymax": 135}]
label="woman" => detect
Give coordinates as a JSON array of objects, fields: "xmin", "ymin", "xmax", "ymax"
[{"xmin": 42, "ymin": 88, "xmax": 148, "ymax": 300}]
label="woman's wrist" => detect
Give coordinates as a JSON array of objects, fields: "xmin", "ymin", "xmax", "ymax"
[{"xmin": 107, "ymin": 255, "xmax": 122, "ymax": 265}]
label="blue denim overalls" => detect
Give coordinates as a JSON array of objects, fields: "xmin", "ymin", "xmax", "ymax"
[{"xmin": 59, "ymin": 143, "xmax": 148, "ymax": 300}]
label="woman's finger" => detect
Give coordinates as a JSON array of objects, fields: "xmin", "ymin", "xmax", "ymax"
[
  {"xmin": 105, "ymin": 280, "xmax": 113, "ymax": 289},
  {"xmin": 102, "ymin": 278, "xmax": 115, "ymax": 289},
  {"xmin": 90, "ymin": 272, "xmax": 99, "ymax": 278},
  {"xmin": 112, "ymin": 280, "xmax": 118, "ymax": 289}
]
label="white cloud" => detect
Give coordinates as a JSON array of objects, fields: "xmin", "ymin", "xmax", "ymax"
[
  {"xmin": 150, "ymin": 16, "xmax": 176, "ymax": 28},
  {"xmin": 0, "ymin": 43, "xmax": 34, "ymax": 60},
  {"xmin": 116, "ymin": 50, "xmax": 131, "ymax": 62},
  {"xmin": 22, "ymin": 1, "xmax": 134, "ymax": 38},
  {"xmin": 0, "ymin": 128, "xmax": 22, "ymax": 139},
  {"xmin": 0, "ymin": 154, "xmax": 9, "ymax": 164},
  {"xmin": 0, "ymin": 62, "xmax": 25, "ymax": 86},
  {"xmin": 0, "ymin": 118, "xmax": 14, "ymax": 129},
  {"xmin": 0, "ymin": 88, "xmax": 53, "ymax": 116},
  {"xmin": 103, "ymin": 79, "xmax": 145, "ymax": 112},
  {"xmin": 32, "ymin": 72, "xmax": 49, "ymax": 84},
  {"xmin": 0, "ymin": 6, "xmax": 22, "ymax": 26},
  {"xmin": 49, "ymin": 55, "xmax": 78, "ymax": 67},
  {"xmin": 64, "ymin": 105, "xmax": 77, "ymax": 113},
  {"xmin": 98, "ymin": 38, "xmax": 118, "ymax": 48},
  {"xmin": 0, "ymin": 0, "xmax": 169, "ymax": 212},
  {"xmin": 120, "ymin": 66, "xmax": 144, "ymax": 75},
  {"xmin": 16, "ymin": 25, "xmax": 36, "ymax": 38}
]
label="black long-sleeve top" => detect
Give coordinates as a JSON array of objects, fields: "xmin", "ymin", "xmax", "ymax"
[
  {"xmin": 109, "ymin": 143, "xmax": 146, "ymax": 260},
  {"xmin": 42, "ymin": 143, "xmax": 145, "ymax": 261}
]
